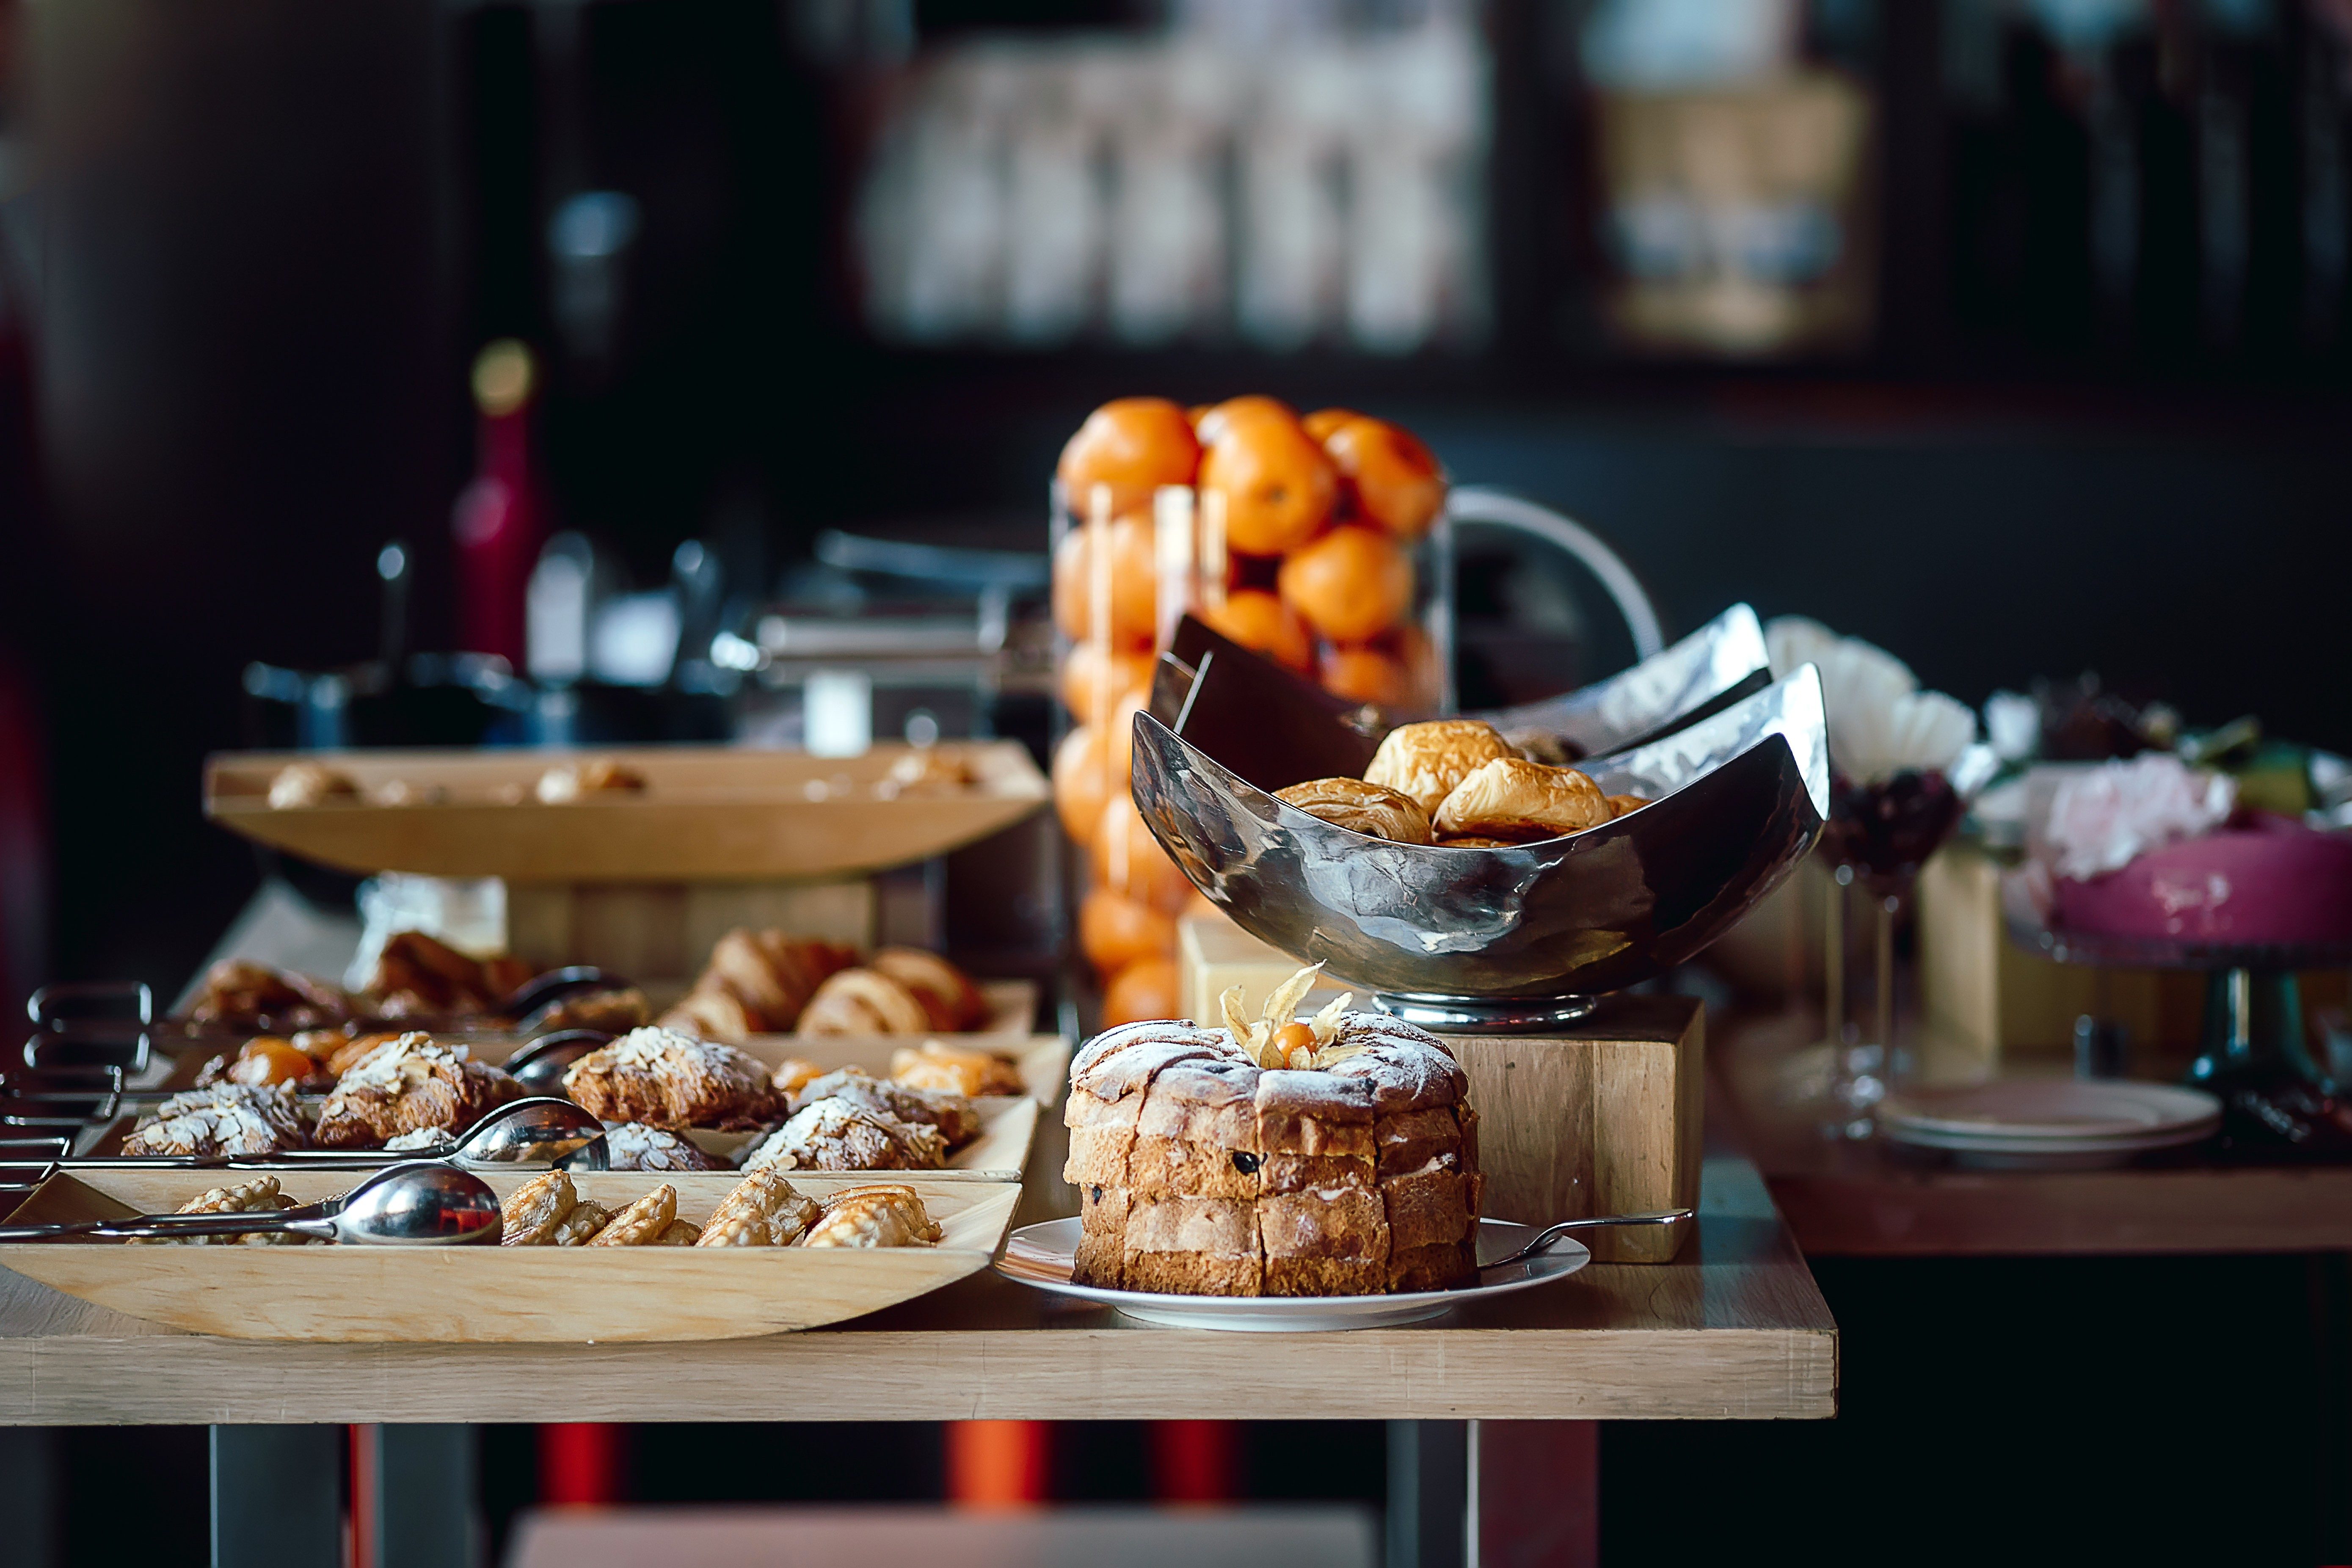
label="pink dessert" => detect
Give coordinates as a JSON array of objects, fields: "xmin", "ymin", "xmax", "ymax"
[{"xmin": 2051, "ymin": 812, "xmax": 2352, "ymax": 946}]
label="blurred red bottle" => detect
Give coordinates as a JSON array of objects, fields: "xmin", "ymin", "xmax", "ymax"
[{"xmin": 451, "ymin": 339, "xmax": 544, "ymax": 665}]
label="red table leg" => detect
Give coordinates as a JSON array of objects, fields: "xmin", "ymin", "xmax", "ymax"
[
  {"xmin": 539, "ymin": 1423, "xmax": 625, "ymax": 1507},
  {"xmin": 1150, "ymin": 1421, "xmax": 1237, "ymax": 1503}
]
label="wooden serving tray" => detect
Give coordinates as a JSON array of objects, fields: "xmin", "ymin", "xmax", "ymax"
[
  {"xmin": 203, "ymin": 741, "xmax": 1049, "ymax": 880},
  {"xmin": 0, "ymin": 1170, "xmax": 1021, "ymax": 1342}
]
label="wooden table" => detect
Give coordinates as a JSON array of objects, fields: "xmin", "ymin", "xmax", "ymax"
[{"xmin": 1721, "ymin": 1011, "xmax": 2352, "ymax": 1257}]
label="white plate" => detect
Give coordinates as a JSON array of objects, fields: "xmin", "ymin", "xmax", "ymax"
[
  {"xmin": 993, "ymin": 1218, "xmax": 1589, "ymax": 1332},
  {"xmin": 1882, "ymin": 1080, "xmax": 2222, "ymax": 1142}
]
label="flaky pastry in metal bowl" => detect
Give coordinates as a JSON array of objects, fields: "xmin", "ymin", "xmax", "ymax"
[{"xmin": 1131, "ymin": 665, "xmax": 1830, "ymax": 1030}]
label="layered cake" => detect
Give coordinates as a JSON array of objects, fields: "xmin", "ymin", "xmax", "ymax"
[{"xmin": 1063, "ymin": 975, "xmax": 1483, "ymax": 1297}]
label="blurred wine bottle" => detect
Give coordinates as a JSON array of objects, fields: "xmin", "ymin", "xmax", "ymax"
[{"xmin": 451, "ymin": 339, "xmax": 546, "ymax": 666}]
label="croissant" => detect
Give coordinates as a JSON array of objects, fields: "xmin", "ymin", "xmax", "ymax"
[
  {"xmin": 796, "ymin": 969, "xmax": 934, "ymax": 1036},
  {"xmin": 1273, "ymin": 777, "xmax": 1434, "ymax": 844},
  {"xmin": 656, "ymin": 929, "xmax": 859, "ymax": 1040},
  {"xmin": 1432, "ymin": 758, "xmax": 1610, "ymax": 842},
  {"xmin": 1364, "ymin": 720, "xmax": 1516, "ymax": 816},
  {"xmin": 868, "ymin": 947, "xmax": 986, "ymax": 1031}
]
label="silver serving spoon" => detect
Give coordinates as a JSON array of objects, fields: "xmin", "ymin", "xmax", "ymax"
[
  {"xmin": 503, "ymin": 1030, "xmax": 611, "ymax": 1095},
  {"xmin": 1482, "ymin": 1208, "xmax": 1695, "ymax": 1269},
  {"xmin": 77, "ymin": 1097, "xmax": 609, "ymax": 1172},
  {"xmin": 0, "ymin": 1161, "xmax": 504, "ymax": 1244}
]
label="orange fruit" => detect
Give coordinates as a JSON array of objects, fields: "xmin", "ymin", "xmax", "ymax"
[
  {"xmin": 1197, "ymin": 587, "xmax": 1313, "ymax": 672},
  {"xmin": 228, "ymin": 1037, "xmax": 316, "ymax": 1087},
  {"xmin": 1094, "ymin": 793, "xmax": 1197, "ymax": 913},
  {"xmin": 1278, "ymin": 524, "xmax": 1413, "ymax": 643},
  {"xmin": 1052, "ymin": 725, "xmax": 1113, "ymax": 844},
  {"xmin": 1104, "ymin": 687, "xmax": 1150, "ymax": 790},
  {"xmin": 1302, "ymin": 407, "xmax": 1359, "ymax": 443},
  {"xmin": 1057, "ymin": 397, "xmax": 1201, "ymax": 516},
  {"xmin": 1322, "ymin": 416, "xmax": 1445, "ymax": 540},
  {"xmin": 1051, "ymin": 510, "xmax": 1160, "ymax": 650},
  {"xmin": 1320, "ymin": 645, "xmax": 1412, "ymax": 705},
  {"xmin": 1060, "ymin": 640, "xmax": 1155, "ymax": 722},
  {"xmin": 1199, "ymin": 411, "xmax": 1337, "ymax": 557},
  {"xmin": 1185, "ymin": 403, "xmax": 1214, "ymax": 433},
  {"xmin": 1101, "ymin": 956, "xmax": 1182, "ymax": 1028},
  {"xmin": 1081, "ymin": 887, "xmax": 1178, "ymax": 975},
  {"xmin": 1194, "ymin": 394, "xmax": 1298, "ymax": 447},
  {"xmin": 1095, "ymin": 796, "xmax": 1194, "ymax": 914}
]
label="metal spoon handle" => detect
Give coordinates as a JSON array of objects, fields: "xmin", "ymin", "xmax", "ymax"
[
  {"xmin": 0, "ymin": 1207, "xmax": 331, "ymax": 1242},
  {"xmin": 1489, "ymin": 1208, "xmax": 1695, "ymax": 1268}
]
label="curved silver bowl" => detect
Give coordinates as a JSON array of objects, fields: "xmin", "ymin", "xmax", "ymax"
[
  {"xmin": 1471, "ymin": 603, "xmax": 1769, "ymax": 760},
  {"xmin": 1132, "ymin": 664, "xmax": 1829, "ymax": 1028}
]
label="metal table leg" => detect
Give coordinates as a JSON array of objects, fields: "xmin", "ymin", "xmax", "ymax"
[
  {"xmin": 1387, "ymin": 1419, "xmax": 1467, "ymax": 1568},
  {"xmin": 1467, "ymin": 1420, "xmax": 1598, "ymax": 1568},
  {"xmin": 211, "ymin": 1425, "xmax": 341, "ymax": 1568},
  {"xmin": 365, "ymin": 1424, "xmax": 480, "ymax": 1568}
]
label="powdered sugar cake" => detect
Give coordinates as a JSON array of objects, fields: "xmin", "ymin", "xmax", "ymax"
[{"xmin": 1064, "ymin": 1013, "xmax": 1483, "ymax": 1297}]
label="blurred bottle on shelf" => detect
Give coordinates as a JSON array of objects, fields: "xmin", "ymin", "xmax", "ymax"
[
  {"xmin": 853, "ymin": 3, "xmax": 1489, "ymax": 354},
  {"xmin": 452, "ymin": 340, "xmax": 546, "ymax": 668}
]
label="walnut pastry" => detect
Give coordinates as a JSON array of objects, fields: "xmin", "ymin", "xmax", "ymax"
[
  {"xmin": 742, "ymin": 1097, "xmax": 947, "ymax": 1173},
  {"xmin": 790, "ymin": 1067, "xmax": 982, "ymax": 1150},
  {"xmin": 890, "ymin": 1039, "xmax": 1027, "ymax": 1098},
  {"xmin": 128, "ymin": 1175, "xmax": 306, "ymax": 1246},
  {"xmin": 311, "ymin": 1033, "xmax": 523, "ymax": 1149},
  {"xmin": 560, "ymin": 1026, "xmax": 782, "ymax": 1130},
  {"xmin": 600, "ymin": 1122, "xmax": 730, "ymax": 1173},
  {"xmin": 802, "ymin": 1184, "xmax": 942, "ymax": 1248},
  {"xmin": 1272, "ymin": 778, "xmax": 1434, "ymax": 844},
  {"xmin": 1363, "ymin": 719, "xmax": 1517, "ymax": 816},
  {"xmin": 695, "ymin": 1166, "xmax": 820, "ymax": 1247},
  {"xmin": 123, "ymin": 1083, "xmax": 312, "ymax": 1159}
]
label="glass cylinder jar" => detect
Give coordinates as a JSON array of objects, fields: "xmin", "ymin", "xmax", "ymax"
[{"xmin": 1048, "ymin": 422, "xmax": 1455, "ymax": 1022}]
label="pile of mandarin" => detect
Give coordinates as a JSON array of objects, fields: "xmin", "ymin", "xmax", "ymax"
[{"xmin": 1048, "ymin": 394, "xmax": 1447, "ymax": 1027}]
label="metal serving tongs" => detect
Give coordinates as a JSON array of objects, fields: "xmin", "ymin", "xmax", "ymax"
[
  {"xmin": 1481, "ymin": 1209, "xmax": 1695, "ymax": 1270},
  {"xmin": 57, "ymin": 1097, "xmax": 610, "ymax": 1174}
]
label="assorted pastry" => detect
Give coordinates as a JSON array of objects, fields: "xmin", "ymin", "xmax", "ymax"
[
  {"xmin": 261, "ymin": 758, "xmax": 650, "ymax": 810},
  {"xmin": 1064, "ymin": 965, "xmax": 1483, "ymax": 1298},
  {"xmin": 1277, "ymin": 718, "xmax": 1648, "ymax": 848},
  {"xmin": 123, "ymin": 1084, "xmax": 314, "ymax": 1160},
  {"xmin": 656, "ymin": 929, "xmax": 989, "ymax": 1042},
  {"xmin": 179, "ymin": 928, "xmax": 648, "ymax": 1042},
  {"xmin": 128, "ymin": 1033, "xmax": 522, "ymax": 1158},
  {"xmin": 495, "ymin": 1168, "xmax": 938, "ymax": 1250},
  {"xmin": 560, "ymin": 1028, "xmax": 786, "ymax": 1131}
]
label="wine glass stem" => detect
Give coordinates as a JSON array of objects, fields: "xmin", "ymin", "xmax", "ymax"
[{"xmin": 1875, "ymin": 891, "xmax": 1897, "ymax": 1088}]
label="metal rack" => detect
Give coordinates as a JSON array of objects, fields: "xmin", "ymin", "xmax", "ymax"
[{"xmin": 0, "ymin": 983, "xmax": 157, "ymax": 1213}]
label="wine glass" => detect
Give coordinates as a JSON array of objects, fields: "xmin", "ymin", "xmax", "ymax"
[{"xmin": 1815, "ymin": 749, "xmax": 1998, "ymax": 1139}]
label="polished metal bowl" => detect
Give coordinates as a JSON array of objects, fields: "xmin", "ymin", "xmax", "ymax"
[{"xmin": 1131, "ymin": 664, "xmax": 1829, "ymax": 1030}]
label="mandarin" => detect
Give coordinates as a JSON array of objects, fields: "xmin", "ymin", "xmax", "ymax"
[
  {"xmin": 1059, "ymin": 639, "xmax": 1154, "ymax": 723},
  {"xmin": 1081, "ymin": 887, "xmax": 1178, "ymax": 974},
  {"xmin": 1302, "ymin": 407, "xmax": 1359, "ymax": 443},
  {"xmin": 1279, "ymin": 524, "xmax": 1413, "ymax": 643},
  {"xmin": 1103, "ymin": 687, "xmax": 1150, "ymax": 789},
  {"xmin": 1051, "ymin": 510, "xmax": 1159, "ymax": 650},
  {"xmin": 228, "ymin": 1037, "xmax": 316, "ymax": 1088},
  {"xmin": 1057, "ymin": 397, "xmax": 1201, "ymax": 517},
  {"xmin": 1101, "ymin": 956, "xmax": 1182, "ymax": 1028},
  {"xmin": 1198, "ymin": 587, "xmax": 1313, "ymax": 672},
  {"xmin": 1194, "ymin": 394, "xmax": 1299, "ymax": 447},
  {"xmin": 1320, "ymin": 645, "xmax": 1412, "ymax": 705},
  {"xmin": 1199, "ymin": 411, "xmax": 1337, "ymax": 557},
  {"xmin": 1051, "ymin": 724, "xmax": 1113, "ymax": 844},
  {"xmin": 1323, "ymin": 416, "xmax": 1446, "ymax": 539},
  {"xmin": 1094, "ymin": 793, "xmax": 1197, "ymax": 914}
]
